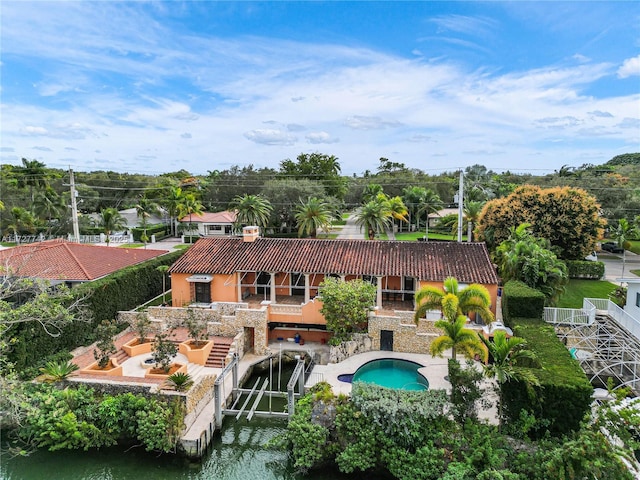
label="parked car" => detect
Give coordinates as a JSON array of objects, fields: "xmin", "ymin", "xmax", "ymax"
[
  {"xmin": 585, "ymin": 251, "xmax": 598, "ymax": 261},
  {"xmin": 601, "ymin": 242, "xmax": 624, "ymax": 253}
]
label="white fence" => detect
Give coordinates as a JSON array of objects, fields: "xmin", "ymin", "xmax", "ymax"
[
  {"xmin": 544, "ymin": 297, "xmax": 640, "ymax": 344},
  {"xmin": 544, "ymin": 299, "xmax": 596, "ymax": 325}
]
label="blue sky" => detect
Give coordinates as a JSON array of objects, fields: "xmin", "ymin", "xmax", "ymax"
[{"xmin": 1, "ymin": 1, "xmax": 639, "ymax": 176}]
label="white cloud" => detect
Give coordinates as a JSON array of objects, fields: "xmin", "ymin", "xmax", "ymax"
[
  {"xmin": 305, "ymin": 132, "xmax": 339, "ymax": 144},
  {"xmin": 244, "ymin": 129, "xmax": 297, "ymax": 146},
  {"xmin": 617, "ymin": 55, "xmax": 640, "ymax": 78},
  {"xmin": 180, "ymin": 132, "xmax": 192, "ymax": 139},
  {"xmin": 344, "ymin": 116, "xmax": 403, "ymax": 130}
]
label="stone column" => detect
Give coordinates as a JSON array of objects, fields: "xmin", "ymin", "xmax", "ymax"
[
  {"xmin": 304, "ymin": 274, "xmax": 310, "ymax": 303},
  {"xmin": 270, "ymin": 272, "xmax": 276, "ymax": 303},
  {"xmin": 376, "ymin": 276, "xmax": 383, "ymax": 309},
  {"xmin": 237, "ymin": 273, "xmax": 242, "ymax": 302}
]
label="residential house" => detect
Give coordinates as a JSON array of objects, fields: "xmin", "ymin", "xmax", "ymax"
[
  {"xmin": 179, "ymin": 211, "xmax": 236, "ymax": 237},
  {"xmin": 0, "ymin": 239, "xmax": 167, "ymax": 288},
  {"xmin": 168, "ymin": 227, "xmax": 499, "ymax": 354},
  {"xmin": 623, "ymin": 278, "xmax": 640, "ymax": 320}
]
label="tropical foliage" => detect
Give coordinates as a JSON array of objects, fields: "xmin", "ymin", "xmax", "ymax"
[
  {"xmin": 414, "ymin": 276, "xmax": 494, "ymax": 324},
  {"xmin": 294, "ymin": 197, "xmax": 334, "ymax": 238},
  {"xmin": 495, "ymin": 223, "xmax": 568, "ymax": 305},
  {"xmin": 281, "ymin": 381, "xmax": 632, "ymax": 479},
  {"xmin": 430, "ymin": 314, "xmax": 485, "ymax": 361},
  {"xmin": 319, "ymin": 277, "xmax": 376, "ymax": 344},
  {"xmin": 94, "ymin": 207, "xmax": 126, "ymax": 245},
  {"xmin": 229, "ymin": 194, "xmax": 273, "ymax": 231},
  {"xmin": 475, "ymin": 185, "xmax": 605, "ymax": 259}
]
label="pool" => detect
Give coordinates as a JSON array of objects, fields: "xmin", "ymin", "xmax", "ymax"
[{"xmin": 339, "ymin": 358, "xmax": 429, "ymax": 391}]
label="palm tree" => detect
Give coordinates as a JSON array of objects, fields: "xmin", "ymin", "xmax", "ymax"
[
  {"xmin": 463, "ymin": 200, "xmax": 484, "ymax": 242},
  {"xmin": 416, "ymin": 189, "xmax": 443, "ymax": 241},
  {"xmin": 430, "ymin": 295, "xmax": 485, "ymax": 361},
  {"xmin": 401, "ymin": 186, "xmax": 427, "ymax": 231},
  {"xmin": 295, "ymin": 197, "xmax": 334, "ymax": 238},
  {"xmin": 96, "ymin": 207, "xmax": 126, "ymax": 246},
  {"xmin": 386, "ymin": 196, "xmax": 409, "ymax": 233},
  {"xmin": 180, "ymin": 193, "xmax": 204, "ymax": 235},
  {"xmin": 613, "ymin": 218, "xmax": 638, "ymax": 278},
  {"xmin": 157, "ymin": 265, "xmax": 170, "ymax": 304},
  {"xmin": 135, "ymin": 196, "xmax": 160, "ymax": 247},
  {"xmin": 229, "ymin": 194, "xmax": 272, "ymax": 232},
  {"xmin": 362, "ymin": 183, "xmax": 383, "ymax": 203},
  {"xmin": 354, "ymin": 197, "xmax": 391, "ymax": 240},
  {"xmin": 7, "ymin": 207, "xmax": 35, "ymax": 243},
  {"xmin": 15, "ymin": 158, "xmax": 48, "ymax": 202},
  {"xmin": 480, "ymin": 330, "xmax": 539, "ymax": 424},
  {"xmin": 33, "ymin": 187, "xmax": 66, "ymax": 234},
  {"xmin": 414, "ymin": 276, "xmax": 494, "ymax": 324},
  {"xmin": 163, "ymin": 186, "xmax": 185, "ymax": 237}
]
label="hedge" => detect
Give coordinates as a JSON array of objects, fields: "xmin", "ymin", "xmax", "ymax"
[
  {"xmin": 501, "ymin": 280, "xmax": 545, "ymax": 325},
  {"xmin": 6, "ymin": 249, "xmax": 185, "ymax": 375},
  {"xmin": 565, "ymin": 260, "xmax": 604, "ymax": 280},
  {"xmin": 131, "ymin": 224, "xmax": 170, "ymax": 242},
  {"xmin": 501, "ymin": 318, "xmax": 593, "ymax": 437}
]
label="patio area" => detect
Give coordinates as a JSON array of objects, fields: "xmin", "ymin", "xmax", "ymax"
[{"xmin": 305, "ymin": 349, "xmax": 499, "ymax": 424}]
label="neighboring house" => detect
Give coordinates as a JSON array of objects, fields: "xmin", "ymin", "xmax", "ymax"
[
  {"xmin": 87, "ymin": 207, "xmax": 167, "ymax": 233},
  {"xmin": 179, "ymin": 211, "xmax": 236, "ymax": 237},
  {"xmin": 623, "ymin": 278, "xmax": 640, "ymax": 320},
  {"xmin": 168, "ymin": 226, "xmax": 499, "ymax": 351},
  {"xmin": 428, "ymin": 208, "xmax": 459, "ymax": 228},
  {"xmin": 0, "ymin": 239, "xmax": 167, "ymax": 288}
]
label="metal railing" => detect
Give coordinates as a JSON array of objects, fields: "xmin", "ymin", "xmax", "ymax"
[{"xmin": 544, "ymin": 304, "xmax": 595, "ymax": 325}]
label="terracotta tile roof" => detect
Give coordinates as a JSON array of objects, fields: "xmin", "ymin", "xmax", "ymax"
[
  {"xmin": 169, "ymin": 237, "xmax": 499, "ymax": 285},
  {"xmin": 179, "ymin": 211, "xmax": 236, "ymax": 223},
  {"xmin": 0, "ymin": 239, "xmax": 167, "ymax": 282}
]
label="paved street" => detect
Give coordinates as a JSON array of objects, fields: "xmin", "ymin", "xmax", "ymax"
[{"xmin": 601, "ymin": 252, "xmax": 640, "ymax": 284}]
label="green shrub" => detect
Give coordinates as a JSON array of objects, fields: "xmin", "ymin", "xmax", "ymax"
[
  {"xmin": 501, "ymin": 281, "xmax": 545, "ymax": 326},
  {"xmin": 565, "ymin": 260, "xmax": 604, "ymax": 279},
  {"xmin": 501, "ymin": 318, "xmax": 593, "ymax": 437},
  {"xmin": 131, "ymin": 224, "xmax": 169, "ymax": 242}
]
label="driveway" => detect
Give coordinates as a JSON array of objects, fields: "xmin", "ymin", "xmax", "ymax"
[
  {"xmin": 337, "ymin": 214, "xmax": 364, "ymax": 239},
  {"xmin": 601, "ymin": 252, "xmax": 640, "ymax": 283}
]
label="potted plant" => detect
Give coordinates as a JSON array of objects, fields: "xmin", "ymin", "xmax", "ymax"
[
  {"xmin": 81, "ymin": 319, "xmax": 123, "ymax": 376},
  {"xmin": 180, "ymin": 309, "xmax": 214, "ymax": 365},
  {"xmin": 165, "ymin": 372, "xmax": 194, "ymax": 392},
  {"xmin": 151, "ymin": 330, "xmax": 179, "ymax": 374},
  {"xmin": 94, "ymin": 319, "xmax": 117, "ymax": 369},
  {"xmin": 123, "ymin": 312, "xmax": 155, "ymax": 356}
]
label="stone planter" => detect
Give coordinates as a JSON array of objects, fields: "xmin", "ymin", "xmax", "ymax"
[
  {"xmin": 122, "ymin": 337, "xmax": 154, "ymax": 357},
  {"xmin": 80, "ymin": 359, "xmax": 123, "ymax": 376},
  {"xmin": 144, "ymin": 362, "xmax": 187, "ymax": 379},
  {"xmin": 179, "ymin": 340, "xmax": 214, "ymax": 365}
]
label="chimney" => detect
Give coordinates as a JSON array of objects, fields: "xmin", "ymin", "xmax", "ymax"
[{"xmin": 242, "ymin": 226, "xmax": 260, "ymax": 242}]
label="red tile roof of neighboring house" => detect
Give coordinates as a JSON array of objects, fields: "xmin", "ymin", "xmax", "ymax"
[
  {"xmin": 169, "ymin": 237, "xmax": 499, "ymax": 285},
  {"xmin": 179, "ymin": 211, "xmax": 236, "ymax": 223},
  {"xmin": 0, "ymin": 240, "xmax": 167, "ymax": 282}
]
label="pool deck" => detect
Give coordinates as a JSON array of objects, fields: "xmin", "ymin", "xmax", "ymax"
[{"xmin": 305, "ymin": 349, "xmax": 499, "ymax": 423}]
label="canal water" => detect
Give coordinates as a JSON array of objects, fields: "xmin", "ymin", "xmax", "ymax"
[{"xmin": 0, "ymin": 361, "xmax": 385, "ymax": 480}]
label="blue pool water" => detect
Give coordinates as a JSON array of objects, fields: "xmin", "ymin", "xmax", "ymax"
[{"xmin": 343, "ymin": 358, "xmax": 429, "ymax": 391}]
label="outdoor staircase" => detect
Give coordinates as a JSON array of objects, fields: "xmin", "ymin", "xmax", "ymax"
[
  {"xmin": 113, "ymin": 348, "xmax": 129, "ymax": 365},
  {"xmin": 205, "ymin": 342, "xmax": 232, "ymax": 368}
]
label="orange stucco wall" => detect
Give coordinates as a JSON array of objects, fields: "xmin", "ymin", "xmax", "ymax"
[
  {"xmin": 275, "ymin": 272, "xmax": 289, "ymax": 296},
  {"xmin": 171, "ymin": 273, "xmax": 192, "ymax": 307},
  {"xmin": 212, "ymin": 273, "xmax": 238, "ymax": 302}
]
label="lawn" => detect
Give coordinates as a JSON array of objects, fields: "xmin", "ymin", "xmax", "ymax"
[
  {"xmin": 630, "ymin": 269, "xmax": 640, "ymax": 277},
  {"xmin": 629, "ymin": 240, "xmax": 640, "ymax": 255},
  {"xmin": 394, "ymin": 231, "xmax": 468, "ymax": 242},
  {"xmin": 556, "ymin": 279, "xmax": 618, "ymax": 308}
]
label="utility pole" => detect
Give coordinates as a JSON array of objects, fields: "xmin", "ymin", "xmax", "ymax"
[
  {"xmin": 69, "ymin": 168, "xmax": 80, "ymax": 243},
  {"xmin": 457, "ymin": 170, "xmax": 464, "ymax": 243}
]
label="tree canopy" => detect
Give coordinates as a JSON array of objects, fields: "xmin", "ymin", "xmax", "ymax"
[
  {"xmin": 475, "ymin": 185, "xmax": 605, "ymax": 260},
  {"xmin": 319, "ymin": 277, "xmax": 376, "ymax": 344}
]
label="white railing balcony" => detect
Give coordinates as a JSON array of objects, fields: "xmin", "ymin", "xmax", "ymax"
[{"xmin": 544, "ymin": 306, "xmax": 593, "ymax": 325}]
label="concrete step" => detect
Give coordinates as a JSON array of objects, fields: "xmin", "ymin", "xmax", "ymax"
[{"xmin": 114, "ymin": 349, "xmax": 129, "ymax": 364}]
